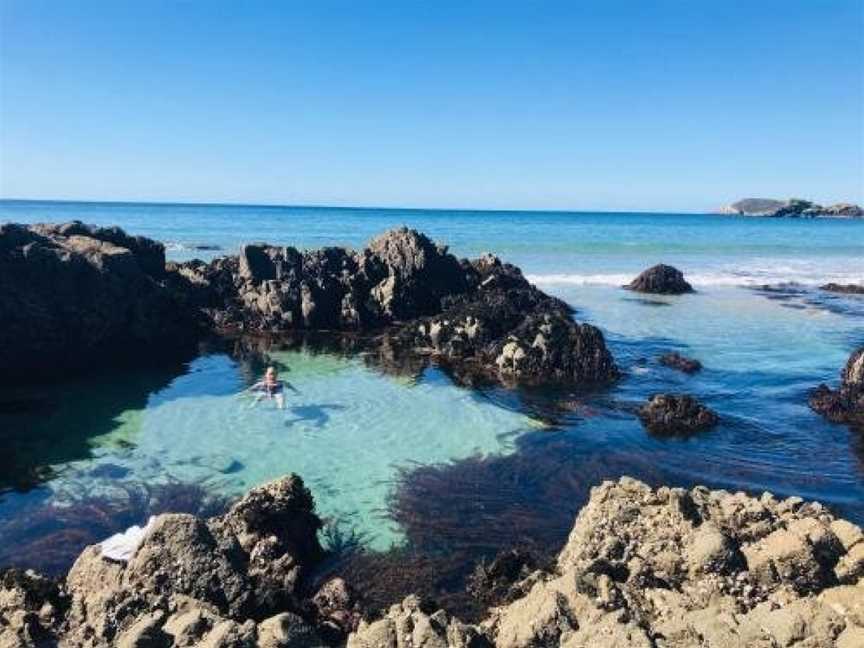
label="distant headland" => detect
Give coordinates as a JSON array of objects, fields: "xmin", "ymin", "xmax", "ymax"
[{"xmin": 720, "ymin": 198, "xmax": 863, "ymax": 218}]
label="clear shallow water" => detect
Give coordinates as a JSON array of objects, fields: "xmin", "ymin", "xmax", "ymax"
[{"xmin": 1, "ymin": 200, "xmax": 863, "ymax": 571}]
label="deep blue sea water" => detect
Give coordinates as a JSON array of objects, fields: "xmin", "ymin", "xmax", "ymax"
[{"xmin": 1, "ymin": 200, "xmax": 863, "ymax": 571}]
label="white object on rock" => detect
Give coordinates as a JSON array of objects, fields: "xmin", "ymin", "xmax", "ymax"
[{"xmin": 99, "ymin": 516, "xmax": 156, "ymax": 562}]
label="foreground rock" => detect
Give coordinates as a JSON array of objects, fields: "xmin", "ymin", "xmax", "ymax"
[
  {"xmin": 722, "ymin": 197, "xmax": 864, "ymax": 218},
  {"xmin": 6, "ymin": 475, "xmax": 359, "ymax": 647},
  {"xmin": 625, "ymin": 264, "xmax": 693, "ymax": 295},
  {"xmin": 822, "ymin": 283, "xmax": 864, "ymax": 295},
  {"xmin": 174, "ymin": 228, "xmax": 618, "ymax": 386},
  {"xmin": 5, "ymin": 476, "xmax": 864, "ymax": 647},
  {"xmin": 810, "ymin": 348, "xmax": 864, "ymax": 427},
  {"xmin": 0, "ymin": 222, "xmax": 200, "ymax": 379},
  {"xmin": 638, "ymin": 394, "xmax": 718, "ymax": 435},
  {"xmin": 658, "ymin": 352, "xmax": 702, "ymax": 374},
  {"xmin": 349, "ymin": 477, "xmax": 864, "ymax": 648}
]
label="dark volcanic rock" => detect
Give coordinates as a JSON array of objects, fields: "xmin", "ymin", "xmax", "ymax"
[
  {"xmin": 625, "ymin": 264, "xmax": 693, "ymax": 295},
  {"xmin": 3, "ymin": 221, "xmax": 617, "ymax": 388},
  {"xmin": 821, "ymin": 283, "xmax": 864, "ymax": 295},
  {"xmin": 810, "ymin": 348, "xmax": 864, "ymax": 427},
  {"xmin": 637, "ymin": 393, "xmax": 718, "ymax": 434},
  {"xmin": 0, "ymin": 221, "xmax": 199, "ymax": 380},
  {"xmin": 659, "ymin": 352, "xmax": 703, "ymax": 374},
  {"xmin": 174, "ymin": 230, "xmax": 618, "ymax": 386}
]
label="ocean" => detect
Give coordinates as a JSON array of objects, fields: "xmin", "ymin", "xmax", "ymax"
[{"xmin": 1, "ymin": 199, "xmax": 863, "ymax": 580}]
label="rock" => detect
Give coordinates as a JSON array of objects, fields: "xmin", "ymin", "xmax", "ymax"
[
  {"xmin": 0, "ymin": 569, "xmax": 66, "ymax": 647},
  {"xmin": 63, "ymin": 475, "xmax": 324, "ymax": 646},
  {"xmin": 346, "ymin": 595, "xmax": 489, "ymax": 648},
  {"xmin": 256, "ymin": 612, "xmax": 325, "ymax": 648},
  {"xmin": 483, "ymin": 478, "xmax": 864, "ymax": 648},
  {"xmin": 658, "ymin": 351, "xmax": 703, "ymax": 374},
  {"xmin": 722, "ymin": 197, "xmax": 864, "ymax": 218},
  {"xmin": 810, "ymin": 347, "xmax": 864, "ymax": 427},
  {"xmin": 466, "ymin": 549, "xmax": 542, "ymax": 607},
  {"xmin": 3, "ymin": 222, "xmax": 617, "ymax": 388},
  {"xmin": 0, "ymin": 221, "xmax": 199, "ymax": 380},
  {"xmin": 624, "ymin": 264, "xmax": 693, "ymax": 294},
  {"xmin": 637, "ymin": 393, "xmax": 718, "ymax": 434},
  {"xmin": 822, "ymin": 283, "xmax": 864, "ymax": 295}
]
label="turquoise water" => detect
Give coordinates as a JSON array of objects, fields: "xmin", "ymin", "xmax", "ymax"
[{"xmin": 1, "ymin": 200, "xmax": 863, "ymax": 568}]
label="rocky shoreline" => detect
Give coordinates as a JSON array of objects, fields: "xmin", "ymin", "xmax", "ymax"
[
  {"xmin": 0, "ymin": 222, "xmax": 616, "ymax": 388},
  {"xmin": 3, "ymin": 475, "xmax": 863, "ymax": 647}
]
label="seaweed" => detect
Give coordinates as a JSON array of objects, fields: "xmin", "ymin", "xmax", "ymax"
[
  {"xmin": 317, "ymin": 433, "xmax": 676, "ymax": 622},
  {"xmin": 0, "ymin": 478, "xmax": 232, "ymax": 577}
]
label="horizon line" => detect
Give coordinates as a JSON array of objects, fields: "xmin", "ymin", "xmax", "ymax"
[{"xmin": 0, "ymin": 196, "xmax": 719, "ymax": 217}]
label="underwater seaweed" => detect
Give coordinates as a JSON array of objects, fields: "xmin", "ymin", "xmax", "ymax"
[{"xmin": 0, "ymin": 478, "xmax": 233, "ymax": 576}]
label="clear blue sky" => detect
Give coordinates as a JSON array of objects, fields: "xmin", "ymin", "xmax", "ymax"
[{"xmin": 1, "ymin": 1, "xmax": 862, "ymax": 212}]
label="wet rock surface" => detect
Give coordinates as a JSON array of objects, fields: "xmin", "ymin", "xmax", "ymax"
[
  {"xmin": 625, "ymin": 264, "xmax": 693, "ymax": 295},
  {"xmin": 637, "ymin": 393, "xmax": 719, "ymax": 435},
  {"xmin": 810, "ymin": 348, "xmax": 864, "ymax": 428},
  {"xmin": 348, "ymin": 477, "xmax": 864, "ymax": 648},
  {"xmin": 0, "ymin": 221, "xmax": 200, "ymax": 380},
  {"xmin": 658, "ymin": 352, "xmax": 702, "ymax": 374}
]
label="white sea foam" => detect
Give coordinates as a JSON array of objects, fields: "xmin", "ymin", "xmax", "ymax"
[{"xmin": 527, "ymin": 263, "xmax": 864, "ymax": 289}]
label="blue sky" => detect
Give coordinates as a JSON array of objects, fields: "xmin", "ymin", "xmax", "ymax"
[{"xmin": 1, "ymin": 1, "xmax": 862, "ymax": 212}]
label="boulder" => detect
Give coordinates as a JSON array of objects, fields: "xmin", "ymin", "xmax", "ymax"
[
  {"xmin": 63, "ymin": 475, "xmax": 324, "ymax": 646},
  {"xmin": 658, "ymin": 352, "xmax": 703, "ymax": 374},
  {"xmin": 810, "ymin": 348, "xmax": 864, "ymax": 427},
  {"xmin": 0, "ymin": 221, "xmax": 199, "ymax": 380},
  {"xmin": 624, "ymin": 264, "xmax": 693, "ymax": 294},
  {"xmin": 637, "ymin": 393, "xmax": 718, "ymax": 434}
]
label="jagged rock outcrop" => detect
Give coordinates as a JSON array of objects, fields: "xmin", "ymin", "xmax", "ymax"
[
  {"xmin": 624, "ymin": 264, "xmax": 693, "ymax": 295},
  {"xmin": 810, "ymin": 348, "xmax": 864, "ymax": 427},
  {"xmin": 658, "ymin": 352, "xmax": 702, "ymax": 374},
  {"xmin": 2, "ymin": 222, "xmax": 617, "ymax": 387},
  {"xmin": 637, "ymin": 394, "xmax": 718, "ymax": 435},
  {"xmin": 173, "ymin": 230, "xmax": 618, "ymax": 386},
  {"xmin": 348, "ymin": 478, "xmax": 864, "ymax": 648},
  {"xmin": 399, "ymin": 255, "xmax": 618, "ymax": 385},
  {"xmin": 0, "ymin": 221, "xmax": 200, "ymax": 380},
  {"xmin": 55, "ymin": 475, "xmax": 346, "ymax": 647},
  {"xmin": 723, "ymin": 198, "xmax": 864, "ymax": 218}
]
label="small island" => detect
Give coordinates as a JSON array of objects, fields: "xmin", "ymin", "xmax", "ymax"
[{"xmin": 721, "ymin": 198, "xmax": 863, "ymax": 219}]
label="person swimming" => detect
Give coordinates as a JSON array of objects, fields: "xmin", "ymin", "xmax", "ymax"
[{"xmin": 246, "ymin": 366, "xmax": 297, "ymax": 409}]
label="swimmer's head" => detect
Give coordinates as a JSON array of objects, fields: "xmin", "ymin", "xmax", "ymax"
[{"xmin": 265, "ymin": 366, "xmax": 278, "ymax": 380}]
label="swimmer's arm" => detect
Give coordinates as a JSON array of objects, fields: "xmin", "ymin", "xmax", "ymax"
[{"xmin": 282, "ymin": 380, "xmax": 300, "ymax": 394}]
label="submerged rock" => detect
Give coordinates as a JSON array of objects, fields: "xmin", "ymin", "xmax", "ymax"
[
  {"xmin": 624, "ymin": 264, "xmax": 693, "ymax": 294},
  {"xmin": 810, "ymin": 347, "xmax": 864, "ymax": 427},
  {"xmin": 658, "ymin": 351, "xmax": 703, "ymax": 374},
  {"xmin": 637, "ymin": 393, "xmax": 718, "ymax": 434},
  {"xmin": 0, "ymin": 221, "xmax": 200, "ymax": 380}
]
